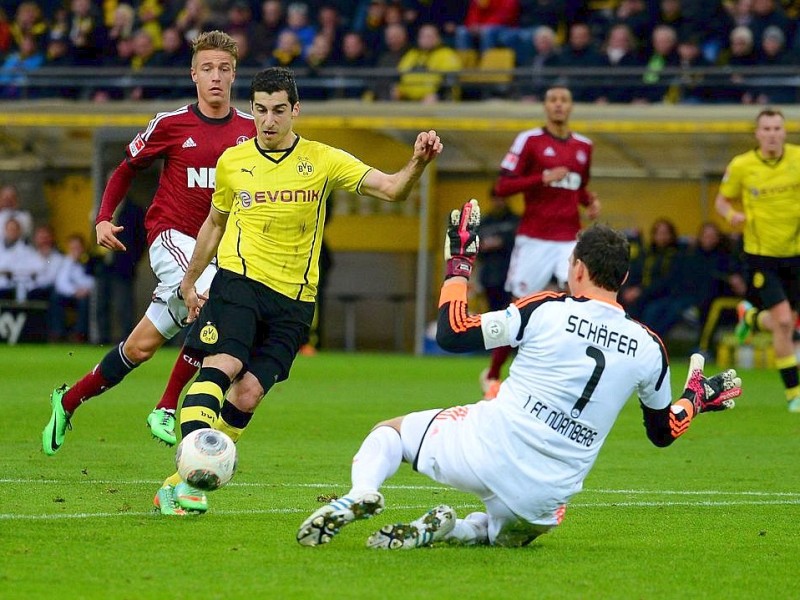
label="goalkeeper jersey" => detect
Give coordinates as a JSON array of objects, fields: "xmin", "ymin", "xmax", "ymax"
[
  {"xmin": 718, "ymin": 143, "xmax": 800, "ymax": 257},
  {"xmin": 436, "ymin": 286, "xmax": 672, "ymax": 520},
  {"xmin": 212, "ymin": 136, "xmax": 371, "ymax": 301}
]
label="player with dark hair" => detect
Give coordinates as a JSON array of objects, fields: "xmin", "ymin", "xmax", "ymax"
[
  {"xmin": 481, "ymin": 85, "xmax": 600, "ymax": 400},
  {"xmin": 154, "ymin": 66, "xmax": 444, "ymax": 515},
  {"xmin": 296, "ymin": 202, "xmax": 741, "ymax": 549},
  {"xmin": 42, "ymin": 31, "xmax": 255, "ymax": 458},
  {"xmin": 716, "ymin": 108, "xmax": 800, "ymax": 412}
]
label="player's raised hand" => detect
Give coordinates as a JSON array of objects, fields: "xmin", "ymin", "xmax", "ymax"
[
  {"xmin": 681, "ymin": 353, "xmax": 741, "ymax": 414},
  {"xmin": 95, "ymin": 220, "xmax": 126, "ymax": 252},
  {"xmin": 413, "ymin": 130, "xmax": 443, "ymax": 163},
  {"xmin": 444, "ymin": 199, "xmax": 480, "ymax": 279}
]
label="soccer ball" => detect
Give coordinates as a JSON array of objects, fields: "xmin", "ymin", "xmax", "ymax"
[{"xmin": 175, "ymin": 429, "xmax": 238, "ymax": 491}]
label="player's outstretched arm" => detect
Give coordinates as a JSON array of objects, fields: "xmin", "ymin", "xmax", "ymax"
[
  {"xmin": 643, "ymin": 353, "xmax": 741, "ymax": 447},
  {"xmin": 360, "ymin": 130, "xmax": 443, "ymax": 203},
  {"xmin": 437, "ymin": 199, "xmax": 487, "ymax": 353}
]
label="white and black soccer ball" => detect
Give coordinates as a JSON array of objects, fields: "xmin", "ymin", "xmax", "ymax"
[{"xmin": 175, "ymin": 429, "xmax": 238, "ymax": 491}]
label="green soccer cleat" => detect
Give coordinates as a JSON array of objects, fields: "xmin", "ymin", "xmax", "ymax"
[
  {"xmin": 366, "ymin": 505, "xmax": 457, "ymax": 550},
  {"xmin": 734, "ymin": 300, "xmax": 755, "ymax": 344},
  {"xmin": 153, "ymin": 485, "xmax": 188, "ymax": 516},
  {"xmin": 297, "ymin": 492, "xmax": 385, "ymax": 546},
  {"xmin": 42, "ymin": 385, "xmax": 72, "ymax": 456},
  {"xmin": 146, "ymin": 408, "xmax": 177, "ymax": 446},
  {"xmin": 174, "ymin": 481, "xmax": 208, "ymax": 513}
]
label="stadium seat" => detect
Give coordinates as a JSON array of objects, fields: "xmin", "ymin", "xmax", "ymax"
[{"xmin": 458, "ymin": 48, "xmax": 516, "ymax": 99}]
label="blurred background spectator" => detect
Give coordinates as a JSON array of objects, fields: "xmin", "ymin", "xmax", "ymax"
[{"xmin": 49, "ymin": 232, "xmax": 94, "ymax": 343}]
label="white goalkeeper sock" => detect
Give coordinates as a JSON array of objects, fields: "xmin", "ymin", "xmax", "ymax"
[
  {"xmin": 348, "ymin": 425, "xmax": 403, "ymax": 497},
  {"xmin": 446, "ymin": 512, "xmax": 490, "ymax": 545}
]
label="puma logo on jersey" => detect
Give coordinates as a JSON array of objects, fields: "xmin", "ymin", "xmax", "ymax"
[
  {"xmin": 241, "ymin": 166, "xmax": 256, "ymax": 176},
  {"xmin": 182, "ymin": 137, "xmax": 197, "ymax": 149}
]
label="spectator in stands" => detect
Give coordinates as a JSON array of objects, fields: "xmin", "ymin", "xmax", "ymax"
[
  {"xmin": 104, "ymin": 2, "xmax": 135, "ymax": 60},
  {"xmin": 402, "ymin": 1, "xmax": 466, "ymax": 46},
  {"xmin": 49, "ymin": 233, "xmax": 95, "ymax": 343},
  {"xmin": 610, "ymin": 0, "xmax": 654, "ymax": 42},
  {"xmin": 454, "ymin": 0, "xmax": 521, "ymax": 54},
  {"xmin": 0, "ymin": 9, "xmax": 12, "ymax": 58},
  {"xmin": 748, "ymin": 0, "xmax": 791, "ymax": 55},
  {"xmin": 27, "ymin": 224, "xmax": 63, "ymax": 302},
  {"xmin": 266, "ymin": 29, "xmax": 305, "ymax": 69},
  {"xmin": 597, "ymin": 23, "xmax": 643, "ymax": 103},
  {"xmin": 67, "ymin": 0, "xmax": 107, "ymax": 66},
  {"xmin": 0, "ymin": 32, "xmax": 44, "ymax": 99},
  {"xmin": 282, "ymin": 2, "xmax": 317, "ymax": 56},
  {"xmin": 0, "ymin": 217, "xmax": 39, "ymax": 300},
  {"xmin": 174, "ymin": 0, "xmax": 212, "ymax": 45},
  {"xmin": 336, "ymin": 31, "xmax": 373, "ymax": 98},
  {"xmin": 393, "ymin": 23, "xmax": 461, "ymax": 103},
  {"xmin": 748, "ymin": 25, "xmax": 798, "ymax": 103},
  {"xmin": 372, "ymin": 22, "xmax": 409, "ymax": 100},
  {"xmin": 42, "ymin": 30, "xmax": 75, "ymax": 97},
  {"xmin": 619, "ymin": 218, "xmax": 685, "ymax": 327},
  {"xmin": 717, "ymin": 25, "xmax": 757, "ymax": 103},
  {"xmin": 635, "ymin": 24, "xmax": 679, "ymax": 103},
  {"xmin": 518, "ymin": 26, "xmax": 563, "ymax": 102},
  {"xmin": 250, "ymin": 0, "xmax": 285, "ymax": 65},
  {"xmin": 229, "ymin": 30, "xmax": 261, "ymax": 68},
  {"xmin": 639, "ymin": 221, "xmax": 744, "ymax": 342},
  {"xmin": 150, "ymin": 26, "xmax": 191, "ymax": 68},
  {"xmin": 315, "ymin": 4, "xmax": 345, "ymax": 62},
  {"xmin": 513, "ymin": 0, "xmax": 568, "ymax": 63},
  {"xmin": 222, "ymin": 1, "xmax": 254, "ymax": 38},
  {"xmin": 137, "ymin": 0, "xmax": 164, "ymax": 51},
  {"xmin": 0, "ymin": 184, "xmax": 33, "ymax": 240},
  {"xmin": 655, "ymin": 0, "xmax": 692, "ymax": 39},
  {"xmin": 559, "ymin": 22, "xmax": 605, "ymax": 102},
  {"xmin": 9, "ymin": 2, "xmax": 47, "ymax": 52},
  {"xmin": 303, "ymin": 32, "xmax": 336, "ymax": 100},
  {"xmin": 675, "ymin": 33, "xmax": 714, "ymax": 103},
  {"xmin": 477, "ymin": 190, "xmax": 519, "ymax": 314},
  {"xmin": 353, "ymin": 0, "xmax": 388, "ymax": 54},
  {"xmin": 94, "ymin": 198, "xmax": 145, "ymax": 345}
]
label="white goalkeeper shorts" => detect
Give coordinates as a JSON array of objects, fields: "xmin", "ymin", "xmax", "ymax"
[
  {"xmin": 505, "ymin": 236, "xmax": 575, "ymax": 298},
  {"xmin": 400, "ymin": 407, "xmax": 557, "ymax": 546},
  {"xmin": 145, "ymin": 229, "xmax": 217, "ymax": 339}
]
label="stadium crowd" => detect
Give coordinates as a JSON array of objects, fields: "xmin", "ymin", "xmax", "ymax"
[{"xmin": 1, "ymin": 0, "xmax": 800, "ymax": 103}]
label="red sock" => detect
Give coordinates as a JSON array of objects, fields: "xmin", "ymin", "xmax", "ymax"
[
  {"xmin": 62, "ymin": 365, "xmax": 111, "ymax": 414},
  {"xmin": 487, "ymin": 346, "xmax": 513, "ymax": 380},
  {"xmin": 155, "ymin": 345, "xmax": 204, "ymax": 411}
]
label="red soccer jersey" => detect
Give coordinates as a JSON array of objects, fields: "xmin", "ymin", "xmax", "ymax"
[
  {"xmin": 121, "ymin": 103, "xmax": 254, "ymax": 245},
  {"xmin": 495, "ymin": 127, "xmax": 593, "ymax": 242}
]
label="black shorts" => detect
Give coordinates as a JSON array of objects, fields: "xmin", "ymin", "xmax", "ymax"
[
  {"xmin": 186, "ymin": 269, "xmax": 315, "ymax": 389},
  {"xmin": 743, "ymin": 253, "xmax": 800, "ymax": 310}
]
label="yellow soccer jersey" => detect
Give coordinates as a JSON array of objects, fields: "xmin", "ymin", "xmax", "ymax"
[
  {"xmin": 212, "ymin": 136, "xmax": 371, "ymax": 301},
  {"xmin": 719, "ymin": 143, "xmax": 800, "ymax": 257}
]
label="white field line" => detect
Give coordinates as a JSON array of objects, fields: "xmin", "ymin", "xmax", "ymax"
[
  {"xmin": 2, "ymin": 479, "xmax": 800, "ymax": 520},
  {"xmin": 3, "ymin": 479, "xmax": 800, "ymax": 497}
]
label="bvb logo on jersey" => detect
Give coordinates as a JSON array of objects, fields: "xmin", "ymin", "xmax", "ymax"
[
  {"xmin": 200, "ymin": 322, "xmax": 219, "ymax": 345},
  {"xmin": 753, "ymin": 271, "xmax": 765, "ymax": 289},
  {"xmin": 296, "ymin": 156, "xmax": 314, "ymax": 177}
]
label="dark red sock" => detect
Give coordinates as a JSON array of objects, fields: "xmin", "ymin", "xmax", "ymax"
[
  {"xmin": 156, "ymin": 345, "xmax": 204, "ymax": 411},
  {"xmin": 62, "ymin": 365, "xmax": 111, "ymax": 414},
  {"xmin": 487, "ymin": 346, "xmax": 513, "ymax": 380},
  {"xmin": 62, "ymin": 343, "xmax": 137, "ymax": 414}
]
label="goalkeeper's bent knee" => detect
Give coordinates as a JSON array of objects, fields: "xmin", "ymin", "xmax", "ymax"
[{"xmin": 181, "ymin": 367, "xmax": 231, "ymax": 436}]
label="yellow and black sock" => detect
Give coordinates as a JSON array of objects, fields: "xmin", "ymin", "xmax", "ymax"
[
  {"xmin": 215, "ymin": 400, "xmax": 254, "ymax": 443},
  {"xmin": 775, "ymin": 355, "xmax": 800, "ymax": 401},
  {"xmin": 180, "ymin": 367, "xmax": 230, "ymax": 437}
]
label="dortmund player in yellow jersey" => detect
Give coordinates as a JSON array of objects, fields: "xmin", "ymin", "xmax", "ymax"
[
  {"xmin": 153, "ymin": 67, "xmax": 443, "ymax": 514},
  {"xmin": 715, "ymin": 108, "xmax": 800, "ymax": 412}
]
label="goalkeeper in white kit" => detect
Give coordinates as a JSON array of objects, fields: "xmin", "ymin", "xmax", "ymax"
[{"xmin": 297, "ymin": 199, "xmax": 743, "ymax": 549}]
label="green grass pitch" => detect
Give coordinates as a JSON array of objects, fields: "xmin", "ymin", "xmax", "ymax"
[{"xmin": 1, "ymin": 344, "xmax": 798, "ymax": 599}]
